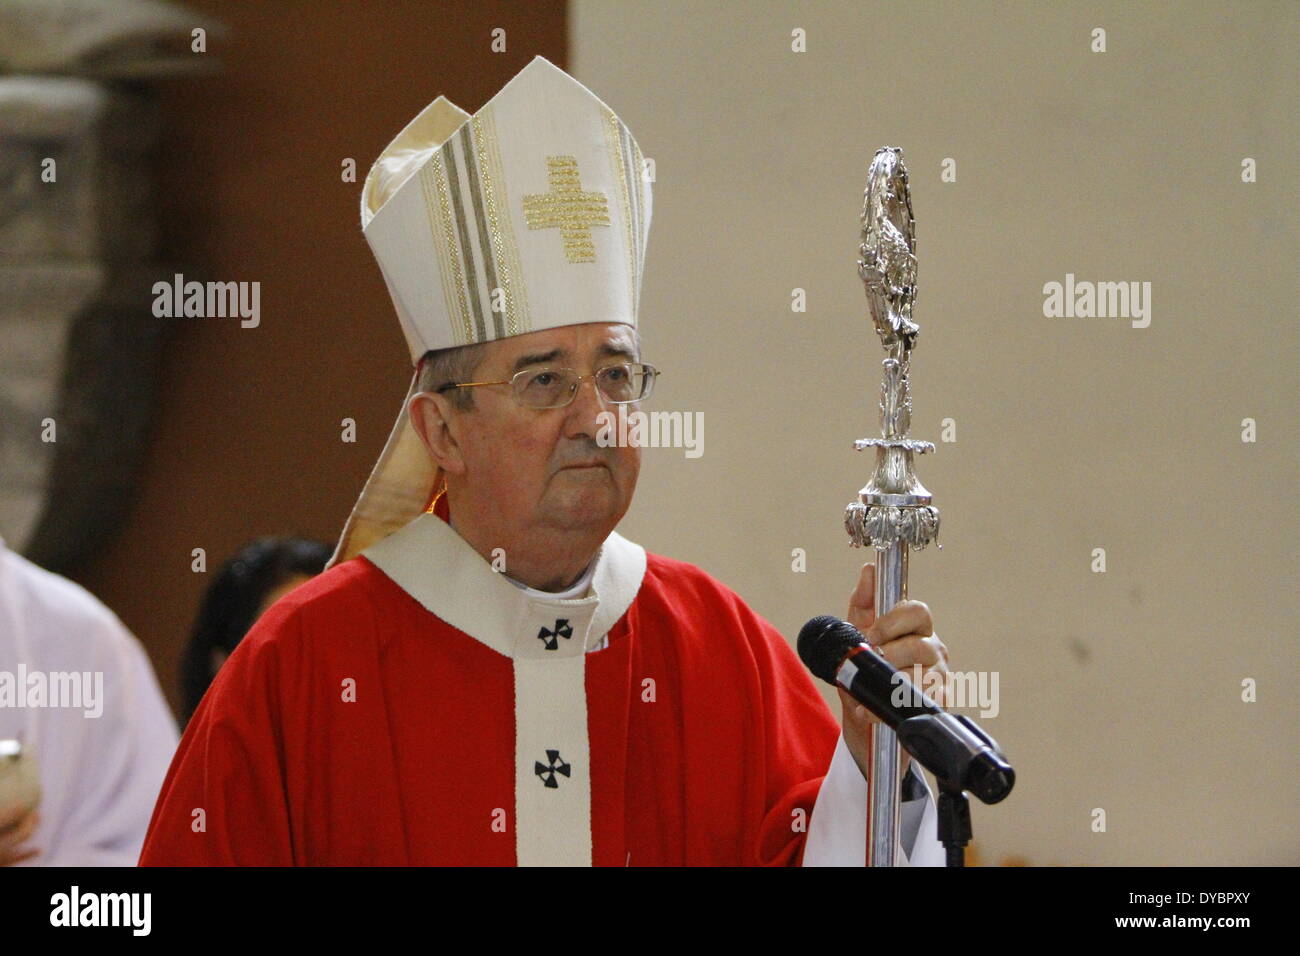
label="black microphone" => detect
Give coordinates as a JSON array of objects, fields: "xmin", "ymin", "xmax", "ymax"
[{"xmin": 797, "ymin": 614, "xmax": 1014, "ymax": 805}]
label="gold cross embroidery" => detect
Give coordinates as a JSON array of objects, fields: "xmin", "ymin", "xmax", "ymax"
[{"xmin": 522, "ymin": 155, "xmax": 610, "ymax": 263}]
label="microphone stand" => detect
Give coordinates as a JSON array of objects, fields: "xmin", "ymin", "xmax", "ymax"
[
  {"xmin": 896, "ymin": 709, "xmax": 1014, "ymax": 867},
  {"xmin": 937, "ymin": 787, "xmax": 972, "ymax": 868}
]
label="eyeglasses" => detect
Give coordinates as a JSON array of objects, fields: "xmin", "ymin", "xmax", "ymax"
[{"xmin": 435, "ymin": 362, "xmax": 660, "ymax": 409}]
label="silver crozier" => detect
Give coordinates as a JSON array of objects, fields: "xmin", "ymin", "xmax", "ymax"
[{"xmin": 844, "ymin": 147, "xmax": 941, "ymax": 867}]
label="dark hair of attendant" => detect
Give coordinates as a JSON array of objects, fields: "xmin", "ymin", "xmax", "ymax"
[{"xmin": 180, "ymin": 536, "xmax": 331, "ymax": 724}]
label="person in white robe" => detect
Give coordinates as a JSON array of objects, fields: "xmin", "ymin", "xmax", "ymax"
[{"xmin": 0, "ymin": 533, "xmax": 178, "ymax": 866}]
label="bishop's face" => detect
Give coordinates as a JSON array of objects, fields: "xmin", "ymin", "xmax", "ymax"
[{"xmin": 446, "ymin": 322, "xmax": 642, "ymax": 540}]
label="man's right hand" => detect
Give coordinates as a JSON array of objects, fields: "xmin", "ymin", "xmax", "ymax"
[{"xmin": 0, "ymin": 804, "xmax": 39, "ymax": 865}]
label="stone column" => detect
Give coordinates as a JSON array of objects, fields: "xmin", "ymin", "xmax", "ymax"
[{"xmin": 0, "ymin": 0, "xmax": 224, "ymax": 570}]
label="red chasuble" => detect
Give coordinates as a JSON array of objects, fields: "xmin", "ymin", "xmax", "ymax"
[{"xmin": 139, "ymin": 511, "xmax": 844, "ymax": 866}]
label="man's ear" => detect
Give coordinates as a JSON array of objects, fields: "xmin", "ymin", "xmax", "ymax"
[{"xmin": 408, "ymin": 391, "xmax": 468, "ymax": 476}]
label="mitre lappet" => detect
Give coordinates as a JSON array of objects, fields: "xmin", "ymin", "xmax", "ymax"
[{"xmin": 331, "ymin": 55, "xmax": 653, "ymax": 566}]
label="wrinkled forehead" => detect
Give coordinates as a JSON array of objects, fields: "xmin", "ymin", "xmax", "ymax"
[{"xmin": 489, "ymin": 322, "xmax": 639, "ymax": 368}]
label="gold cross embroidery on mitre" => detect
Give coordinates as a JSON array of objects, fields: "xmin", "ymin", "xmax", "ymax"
[{"xmin": 522, "ymin": 155, "xmax": 610, "ymax": 263}]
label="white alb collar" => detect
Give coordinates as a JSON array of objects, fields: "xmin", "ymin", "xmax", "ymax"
[{"xmin": 361, "ymin": 512, "xmax": 645, "ymax": 659}]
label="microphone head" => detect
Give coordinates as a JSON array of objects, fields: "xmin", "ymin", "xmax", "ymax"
[
  {"xmin": 797, "ymin": 615, "xmax": 864, "ymax": 683},
  {"xmin": 968, "ymin": 755, "xmax": 1016, "ymax": 805}
]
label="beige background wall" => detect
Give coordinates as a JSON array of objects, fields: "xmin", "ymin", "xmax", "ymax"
[{"xmin": 573, "ymin": 0, "xmax": 1298, "ymax": 864}]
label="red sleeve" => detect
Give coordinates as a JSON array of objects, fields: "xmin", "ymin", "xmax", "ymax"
[
  {"xmin": 745, "ymin": 606, "xmax": 842, "ymax": 866},
  {"xmin": 638, "ymin": 555, "xmax": 843, "ymax": 866},
  {"xmin": 675, "ymin": 570, "xmax": 840, "ymax": 867},
  {"xmin": 137, "ymin": 603, "xmax": 299, "ymax": 866}
]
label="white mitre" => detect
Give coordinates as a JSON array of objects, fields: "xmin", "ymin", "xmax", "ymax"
[{"xmin": 330, "ymin": 55, "xmax": 653, "ymax": 566}]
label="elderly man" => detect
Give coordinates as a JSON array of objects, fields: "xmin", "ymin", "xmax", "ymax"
[{"xmin": 140, "ymin": 57, "xmax": 950, "ymax": 866}]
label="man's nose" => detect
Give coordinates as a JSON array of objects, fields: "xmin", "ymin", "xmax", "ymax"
[{"xmin": 563, "ymin": 374, "xmax": 611, "ymax": 433}]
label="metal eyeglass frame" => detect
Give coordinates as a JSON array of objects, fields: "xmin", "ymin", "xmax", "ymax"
[{"xmin": 434, "ymin": 362, "xmax": 660, "ymax": 409}]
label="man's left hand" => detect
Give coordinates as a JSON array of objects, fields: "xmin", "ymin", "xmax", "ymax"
[{"xmin": 837, "ymin": 562, "xmax": 950, "ymax": 782}]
